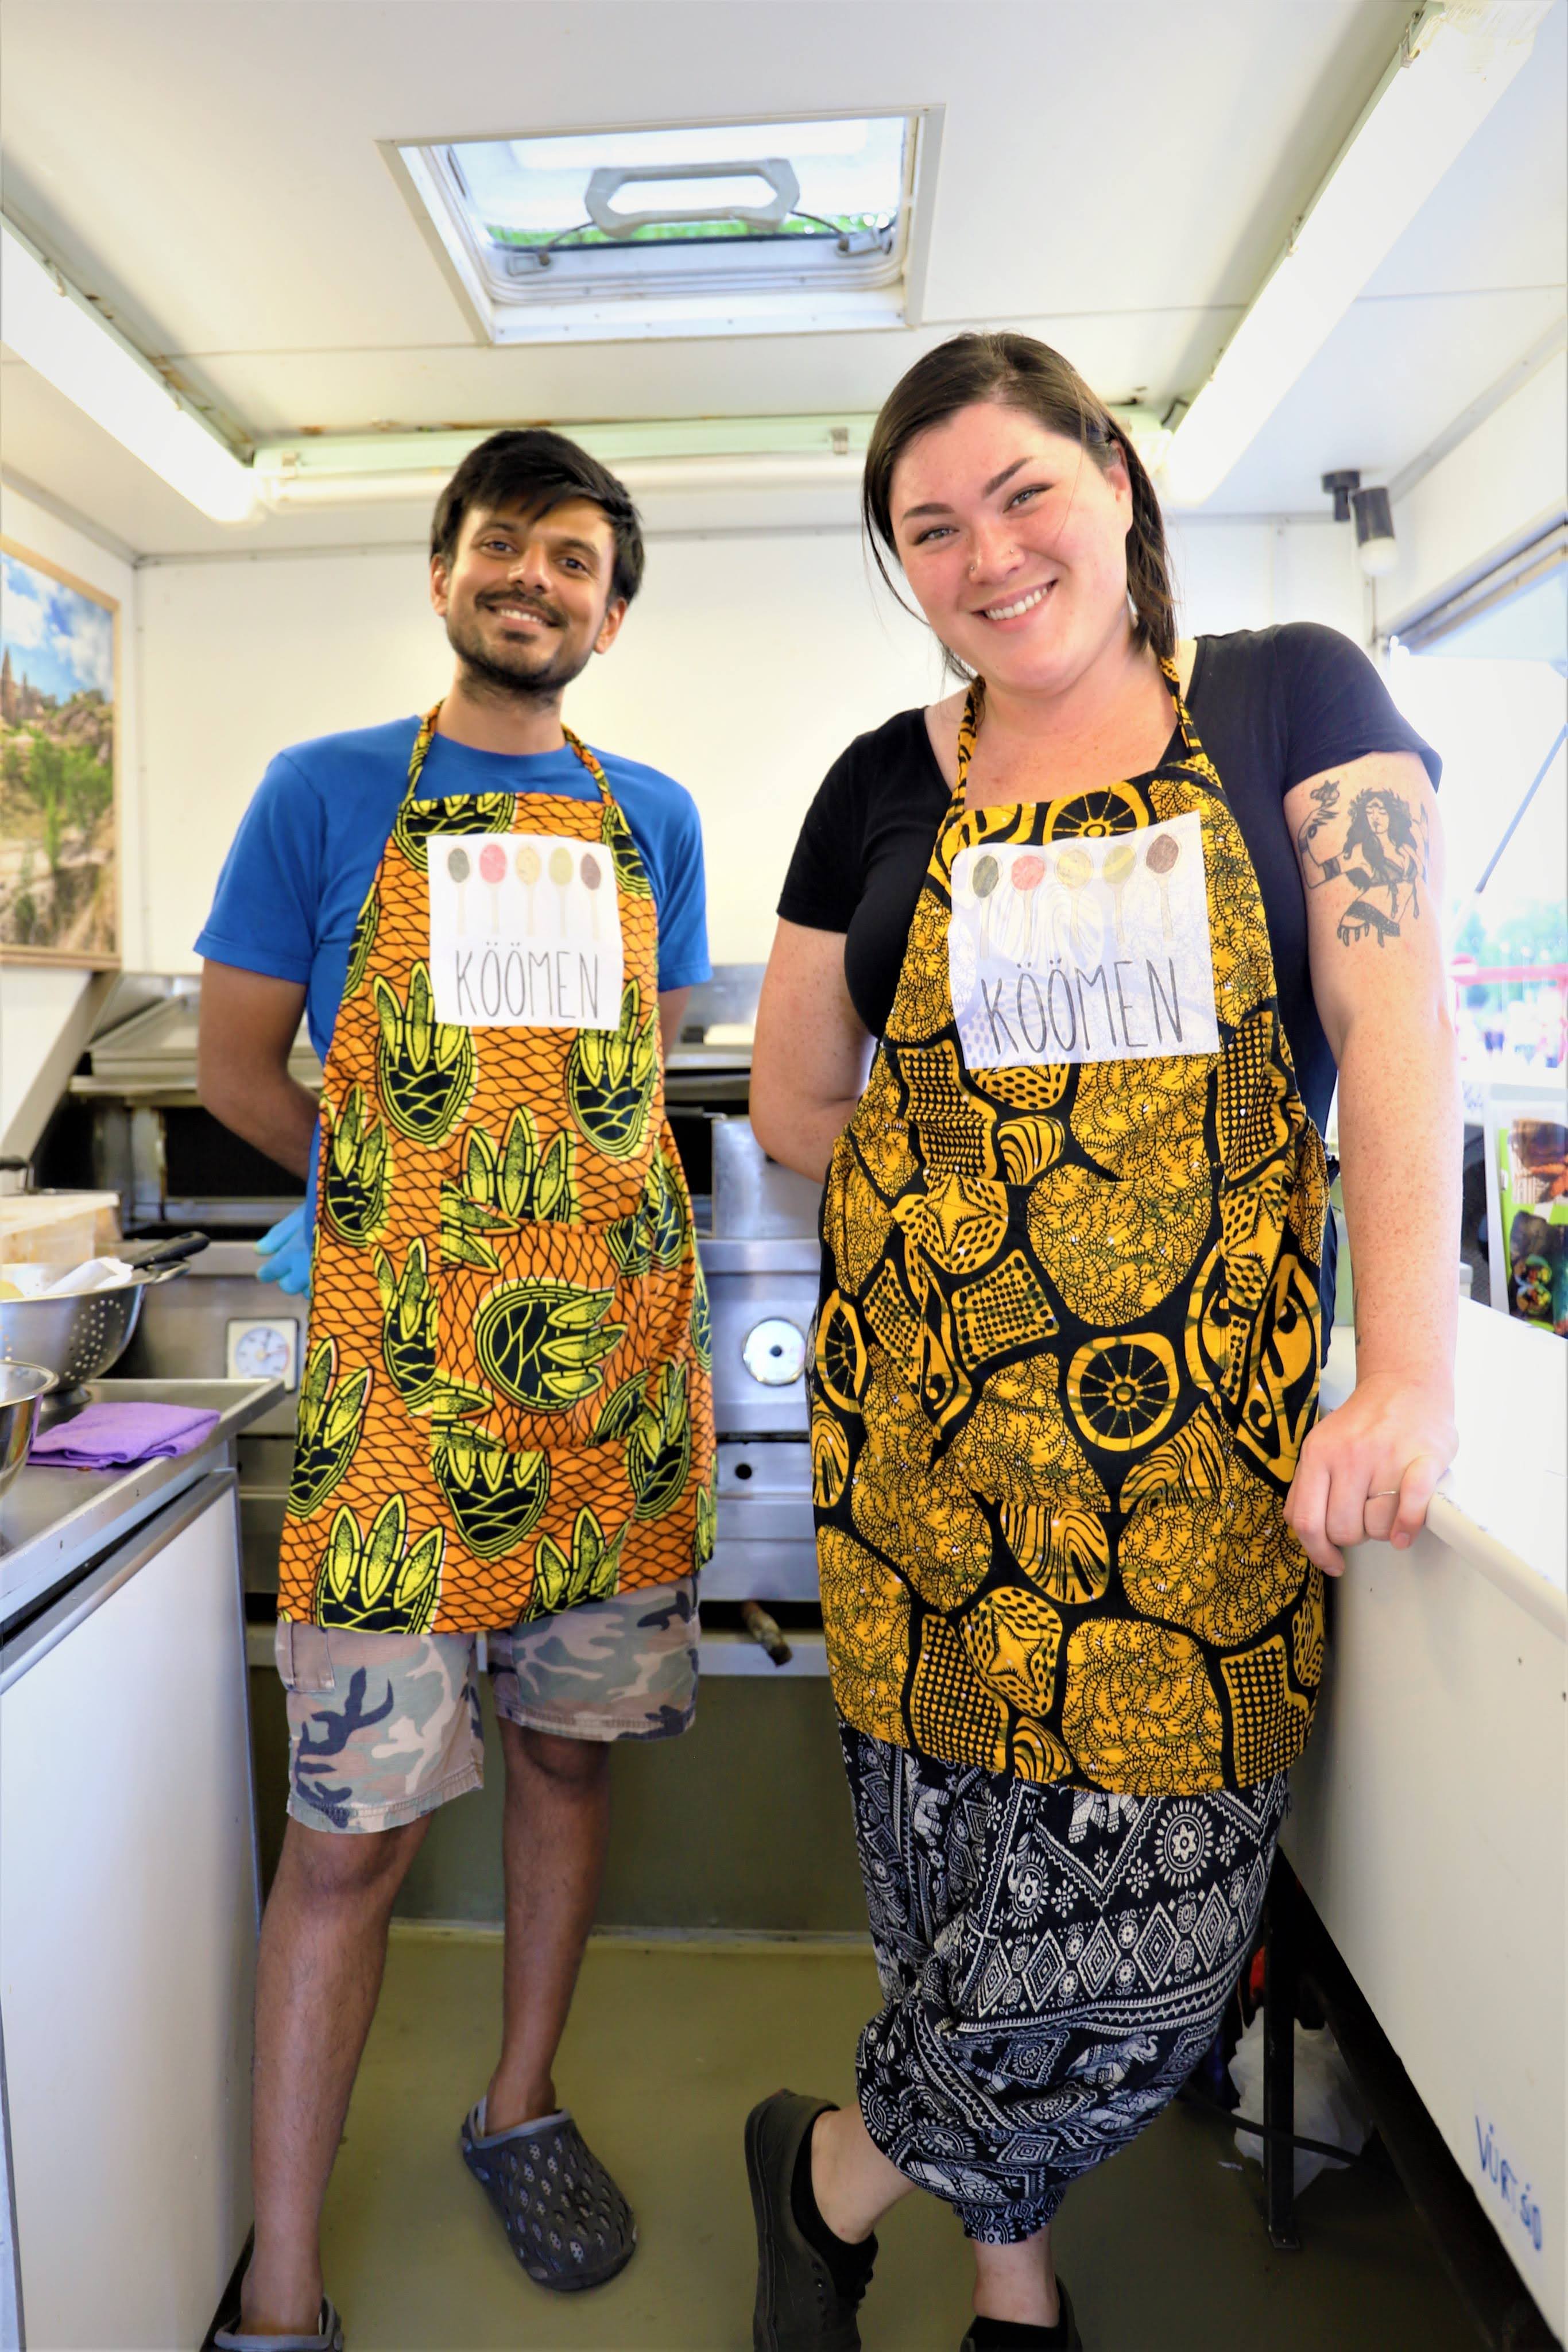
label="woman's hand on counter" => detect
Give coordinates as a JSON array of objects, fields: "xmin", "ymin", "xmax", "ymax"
[
  {"xmin": 1286, "ymin": 1369, "xmax": 1458, "ymax": 1577},
  {"xmin": 255, "ymin": 1205, "xmax": 313, "ymax": 1298}
]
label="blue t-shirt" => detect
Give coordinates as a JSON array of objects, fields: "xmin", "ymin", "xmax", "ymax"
[{"xmin": 195, "ymin": 716, "xmax": 711, "ymax": 1066}]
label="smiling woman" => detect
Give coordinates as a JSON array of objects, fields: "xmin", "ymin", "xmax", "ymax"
[
  {"xmin": 863, "ymin": 334, "xmax": 1175, "ymax": 688},
  {"xmin": 746, "ymin": 329, "xmax": 1461, "ymax": 2339}
]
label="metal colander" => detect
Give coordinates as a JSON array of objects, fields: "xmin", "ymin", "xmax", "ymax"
[
  {"xmin": 0, "ymin": 1236, "xmax": 208, "ymax": 1394},
  {"xmin": 0, "ymin": 1282, "xmax": 152, "ymax": 1393}
]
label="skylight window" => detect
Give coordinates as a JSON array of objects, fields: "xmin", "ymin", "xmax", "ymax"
[{"xmin": 392, "ymin": 115, "xmax": 925, "ymax": 345}]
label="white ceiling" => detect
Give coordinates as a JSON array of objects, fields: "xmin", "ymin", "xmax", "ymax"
[{"xmin": 2, "ymin": 0, "xmax": 1564, "ymax": 557}]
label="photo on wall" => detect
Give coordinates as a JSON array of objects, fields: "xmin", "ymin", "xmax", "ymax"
[{"xmin": 0, "ymin": 537, "xmax": 119, "ymax": 968}]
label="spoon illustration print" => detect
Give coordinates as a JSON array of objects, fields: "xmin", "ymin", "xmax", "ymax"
[
  {"xmin": 972, "ymin": 852, "xmax": 1000, "ymax": 957},
  {"xmin": 1103, "ymin": 838, "xmax": 1136, "ymax": 947},
  {"xmin": 478, "ymin": 841, "xmax": 508, "ymax": 930},
  {"xmin": 446, "ymin": 845, "xmax": 471, "ymax": 934},
  {"xmin": 1145, "ymin": 831, "xmax": 1180, "ymax": 939},
  {"xmin": 580, "ymin": 849, "xmax": 602, "ymax": 941},
  {"xmin": 1011, "ymin": 852, "xmax": 1046, "ymax": 962},
  {"xmin": 1056, "ymin": 844, "xmax": 1093, "ymax": 955},
  {"xmin": 548, "ymin": 843, "xmax": 575, "ymax": 934},
  {"xmin": 515, "ymin": 841, "xmax": 540, "ymax": 933}
]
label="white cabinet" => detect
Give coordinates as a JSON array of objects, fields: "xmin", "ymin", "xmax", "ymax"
[
  {"xmin": 1286, "ymin": 1317, "xmax": 1566, "ymax": 2341},
  {"xmin": 1, "ymin": 1474, "xmax": 259, "ymax": 2350}
]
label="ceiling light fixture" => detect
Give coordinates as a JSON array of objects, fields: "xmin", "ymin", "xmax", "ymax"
[
  {"xmin": 1160, "ymin": 0, "xmax": 1552, "ymax": 507},
  {"xmin": 1351, "ymin": 485, "xmax": 1399, "ymax": 578},
  {"xmin": 1, "ymin": 216, "xmax": 257, "ymax": 524},
  {"xmin": 254, "ymin": 417, "xmax": 873, "ymax": 508},
  {"xmin": 258, "ymin": 457, "xmax": 873, "ymax": 508},
  {"xmin": 253, "ymin": 408, "xmax": 1172, "ymax": 509}
]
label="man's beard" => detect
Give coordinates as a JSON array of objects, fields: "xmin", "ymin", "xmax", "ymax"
[{"xmin": 446, "ymin": 601, "xmax": 593, "ymax": 702}]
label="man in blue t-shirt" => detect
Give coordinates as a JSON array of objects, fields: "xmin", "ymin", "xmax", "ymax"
[{"xmin": 199, "ymin": 431, "xmax": 709, "ymax": 2349}]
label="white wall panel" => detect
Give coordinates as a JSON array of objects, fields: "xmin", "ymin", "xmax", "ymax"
[
  {"xmin": 137, "ymin": 531, "xmax": 942, "ymax": 972},
  {"xmin": 1386, "ymin": 350, "xmax": 1568, "ymax": 628},
  {"xmin": 139, "ymin": 516, "xmax": 1364, "ymax": 979}
]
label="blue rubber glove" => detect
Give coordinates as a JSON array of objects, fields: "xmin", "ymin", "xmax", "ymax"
[{"xmin": 255, "ymin": 1204, "xmax": 313, "ymax": 1298}]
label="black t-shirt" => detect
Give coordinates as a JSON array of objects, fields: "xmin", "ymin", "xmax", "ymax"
[{"xmin": 777, "ymin": 624, "xmax": 1439, "ymax": 1142}]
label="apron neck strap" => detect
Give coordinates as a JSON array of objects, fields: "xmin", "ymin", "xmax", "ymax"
[
  {"xmin": 953, "ymin": 683, "xmax": 982, "ymax": 807},
  {"xmin": 1157, "ymin": 653, "xmax": 1205, "ymax": 767},
  {"xmin": 560, "ymin": 722, "xmax": 611, "ymax": 802},
  {"xmin": 950, "ymin": 651, "xmax": 1206, "ymax": 809},
  {"xmin": 406, "ymin": 705, "xmax": 442, "ymax": 798},
  {"xmin": 404, "ymin": 704, "xmax": 611, "ymax": 804}
]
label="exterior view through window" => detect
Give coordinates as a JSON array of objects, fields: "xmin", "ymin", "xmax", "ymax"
[{"xmin": 1387, "ymin": 647, "xmax": 1567, "ymax": 1081}]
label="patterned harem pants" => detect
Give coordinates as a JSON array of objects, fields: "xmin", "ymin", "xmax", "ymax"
[{"xmin": 841, "ymin": 1724, "xmax": 1288, "ymax": 2242}]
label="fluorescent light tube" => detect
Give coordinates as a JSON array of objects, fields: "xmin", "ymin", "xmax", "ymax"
[
  {"xmin": 1162, "ymin": 1, "xmax": 1551, "ymax": 506},
  {"xmin": 259, "ymin": 454, "xmax": 870, "ymax": 507},
  {"xmin": 1, "ymin": 217, "xmax": 257, "ymax": 523},
  {"xmin": 253, "ymin": 407, "xmax": 1171, "ymax": 508}
]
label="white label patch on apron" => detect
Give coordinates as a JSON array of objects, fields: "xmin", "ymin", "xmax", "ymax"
[
  {"xmin": 949, "ymin": 811, "xmax": 1220, "ymax": 1069},
  {"xmin": 427, "ymin": 833, "xmax": 624, "ymax": 1030}
]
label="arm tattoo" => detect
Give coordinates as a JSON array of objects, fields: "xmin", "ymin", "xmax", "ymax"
[{"xmin": 1295, "ymin": 775, "xmax": 1430, "ymax": 947}]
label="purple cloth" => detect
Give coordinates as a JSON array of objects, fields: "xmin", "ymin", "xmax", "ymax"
[{"xmin": 30, "ymin": 1402, "xmax": 222, "ymax": 1469}]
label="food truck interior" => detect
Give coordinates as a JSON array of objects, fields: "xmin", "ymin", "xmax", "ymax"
[{"xmin": 1, "ymin": 5, "xmax": 1564, "ymax": 2348}]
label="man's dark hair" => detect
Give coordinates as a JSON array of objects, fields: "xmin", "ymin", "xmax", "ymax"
[{"xmin": 430, "ymin": 428, "xmax": 645, "ymax": 605}]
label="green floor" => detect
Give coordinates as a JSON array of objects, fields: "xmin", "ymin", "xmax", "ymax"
[{"xmin": 321, "ymin": 1927, "xmax": 1480, "ymax": 2352}]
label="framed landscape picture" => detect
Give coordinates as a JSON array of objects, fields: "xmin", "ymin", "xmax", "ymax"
[{"xmin": 0, "ymin": 538, "xmax": 120, "ymax": 968}]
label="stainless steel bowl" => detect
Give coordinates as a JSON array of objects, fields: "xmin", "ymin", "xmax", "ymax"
[{"xmin": 0, "ymin": 1362, "xmax": 53, "ymax": 1496}]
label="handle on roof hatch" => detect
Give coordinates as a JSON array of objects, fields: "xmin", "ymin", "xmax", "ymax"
[{"xmin": 584, "ymin": 158, "xmax": 800, "ymax": 239}]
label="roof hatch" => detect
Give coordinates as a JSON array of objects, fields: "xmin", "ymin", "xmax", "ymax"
[{"xmin": 390, "ymin": 114, "xmax": 925, "ymax": 344}]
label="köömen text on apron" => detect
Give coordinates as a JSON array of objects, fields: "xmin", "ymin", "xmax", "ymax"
[
  {"xmin": 949, "ymin": 810, "xmax": 1219, "ymax": 1069},
  {"xmin": 427, "ymin": 831, "xmax": 625, "ymax": 1030}
]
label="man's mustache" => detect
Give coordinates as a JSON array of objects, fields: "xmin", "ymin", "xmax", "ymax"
[{"xmin": 478, "ymin": 594, "xmax": 564, "ymax": 628}]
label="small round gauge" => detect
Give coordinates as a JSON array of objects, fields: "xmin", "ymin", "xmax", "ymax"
[
  {"xmin": 230, "ymin": 1322, "xmax": 297, "ymax": 1384},
  {"xmin": 742, "ymin": 1317, "xmax": 806, "ymax": 1387}
]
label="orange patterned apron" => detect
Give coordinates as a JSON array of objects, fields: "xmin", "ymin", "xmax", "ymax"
[{"xmin": 277, "ymin": 708, "xmax": 715, "ymax": 1634}]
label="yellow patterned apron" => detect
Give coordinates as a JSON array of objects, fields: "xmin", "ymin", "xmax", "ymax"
[
  {"xmin": 278, "ymin": 708, "xmax": 715, "ymax": 1634},
  {"xmin": 813, "ymin": 668, "xmax": 1327, "ymax": 1794}
]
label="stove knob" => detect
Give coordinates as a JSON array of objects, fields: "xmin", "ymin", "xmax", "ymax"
[{"xmin": 742, "ymin": 1317, "xmax": 806, "ymax": 1387}]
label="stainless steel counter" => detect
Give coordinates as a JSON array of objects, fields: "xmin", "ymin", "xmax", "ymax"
[{"xmin": 0, "ymin": 1376, "xmax": 284, "ymax": 1630}]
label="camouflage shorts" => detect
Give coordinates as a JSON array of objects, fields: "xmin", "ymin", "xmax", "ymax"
[{"xmin": 276, "ymin": 1577, "xmax": 699, "ymax": 1835}]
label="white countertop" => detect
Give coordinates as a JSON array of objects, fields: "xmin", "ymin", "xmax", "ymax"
[
  {"xmin": 1321, "ymin": 1300, "xmax": 1566, "ymax": 1638},
  {"xmin": 0, "ymin": 1376, "xmax": 283, "ymax": 1630}
]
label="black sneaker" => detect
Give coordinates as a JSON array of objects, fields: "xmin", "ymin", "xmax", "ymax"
[
  {"xmin": 958, "ymin": 2278, "xmax": 1083, "ymax": 2351},
  {"xmin": 746, "ymin": 2090, "xmax": 876, "ymax": 2351}
]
